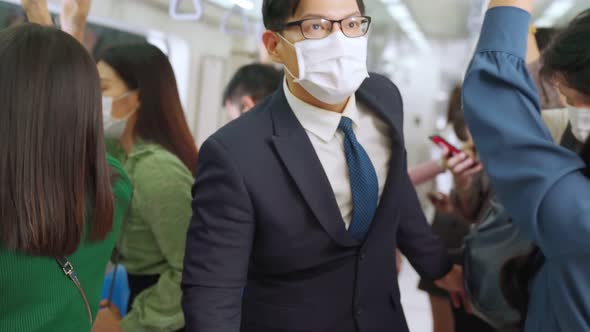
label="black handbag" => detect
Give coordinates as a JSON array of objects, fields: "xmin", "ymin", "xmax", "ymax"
[{"xmin": 463, "ymin": 198, "xmax": 532, "ymax": 331}]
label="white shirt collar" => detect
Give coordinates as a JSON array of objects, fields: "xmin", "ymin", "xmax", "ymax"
[{"xmin": 284, "ymin": 79, "xmax": 360, "ymax": 143}]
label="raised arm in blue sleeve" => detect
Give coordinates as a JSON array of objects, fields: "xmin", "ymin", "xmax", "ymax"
[{"xmin": 463, "ymin": 7, "xmax": 590, "ymax": 257}]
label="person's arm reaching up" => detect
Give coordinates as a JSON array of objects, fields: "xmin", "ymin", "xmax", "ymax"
[
  {"xmin": 488, "ymin": 0, "xmax": 532, "ymax": 12},
  {"xmin": 59, "ymin": 0, "xmax": 90, "ymax": 44},
  {"xmin": 21, "ymin": 0, "xmax": 90, "ymax": 44},
  {"xmin": 526, "ymin": 25, "xmax": 540, "ymax": 64},
  {"xmin": 21, "ymin": 0, "xmax": 52, "ymax": 26},
  {"xmin": 463, "ymin": 2, "xmax": 590, "ymax": 258}
]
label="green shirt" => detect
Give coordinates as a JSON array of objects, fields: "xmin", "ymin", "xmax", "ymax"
[
  {"xmin": 0, "ymin": 155, "xmax": 132, "ymax": 332},
  {"xmin": 107, "ymin": 140, "xmax": 194, "ymax": 332}
]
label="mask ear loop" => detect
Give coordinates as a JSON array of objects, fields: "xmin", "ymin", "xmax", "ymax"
[
  {"xmin": 114, "ymin": 91, "xmax": 133, "ymax": 102},
  {"xmin": 102, "ymin": 97, "xmax": 114, "ymax": 114},
  {"xmin": 111, "ymin": 91, "xmax": 138, "ymax": 120},
  {"xmin": 277, "ymin": 33, "xmax": 304, "ymax": 82}
]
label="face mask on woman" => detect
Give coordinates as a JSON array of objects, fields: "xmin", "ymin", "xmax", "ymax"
[
  {"xmin": 568, "ymin": 107, "xmax": 590, "ymax": 142},
  {"xmin": 102, "ymin": 92, "xmax": 136, "ymax": 139}
]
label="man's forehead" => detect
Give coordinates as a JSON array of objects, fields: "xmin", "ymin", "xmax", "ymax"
[{"xmin": 291, "ymin": 0, "xmax": 361, "ymax": 21}]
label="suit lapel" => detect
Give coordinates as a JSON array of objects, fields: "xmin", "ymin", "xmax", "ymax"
[
  {"xmin": 356, "ymin": 81, "xmax": 404, "ymax": 229},
  {"xmin": 270, "ymin": 85, "xmax": 358, "ymax": 248}
]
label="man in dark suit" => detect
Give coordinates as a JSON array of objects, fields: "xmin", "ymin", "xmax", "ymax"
[{"xmin": 182, "ymin": 0, "xmax": 466, "ymax": 331}]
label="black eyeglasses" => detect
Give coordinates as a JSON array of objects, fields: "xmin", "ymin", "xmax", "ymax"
[{"xmin": 283, "ymin": 16, "xmax": 372, "ymax": 40}]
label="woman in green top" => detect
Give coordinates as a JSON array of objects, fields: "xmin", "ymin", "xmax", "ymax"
[
  {"xmin": 20, "ymin": 2, "xmax": 197, "ymax": 331},
  {"xmin": 0, "ymin": 24, "xmax": 132, "ymax": 332},
  {"xmin": 96, "ymin": 43, "xmax": 197, "ymax": 332}
]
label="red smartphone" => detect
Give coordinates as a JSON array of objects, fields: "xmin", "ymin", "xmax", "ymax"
[{"xmin": 429, "ymin": 135, "xmax": 462, "ymax": 156}]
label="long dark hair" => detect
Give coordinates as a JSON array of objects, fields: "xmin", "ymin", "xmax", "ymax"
[
  {"xmin": 0, "ymin": 24, "xmax": 114, "ymax": 257},
  {"xmin": 541, "ymin": 9, "xmax": 590, "ymax": 99},
  {"xmin": 97, "ymin": 44, "xmax": 198, "ymax": 173},
  {"xmin": 447, "ymin": 85, "xmax": 470, "ymax": 142},
  {"xmin": 501, "ymin": 9, "xmax": 590, "ymax": 328}
]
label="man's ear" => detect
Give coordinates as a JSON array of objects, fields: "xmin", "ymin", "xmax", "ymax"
[
  {"xmin": 262, "ymin": 30, "xmax": 283, "ymax": 64},
  {"xmin": 241, "ymin": 95, "xmax": 257, "ymax": 113}
]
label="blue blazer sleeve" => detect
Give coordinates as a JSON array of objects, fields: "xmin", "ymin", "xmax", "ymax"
[
  {"xmin": 463, "ymin": 7, "xmax": 590, "ymax": 258},
  {"xmin": 182, "ymin": 137, "xmax": 255, "ymax": 332}
]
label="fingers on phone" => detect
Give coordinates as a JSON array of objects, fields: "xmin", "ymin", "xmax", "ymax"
[
  {"xmin": 427, "ymin": 192, "xmax": 438, "ymax": 203},
  {"xmin": 451, "ymin": 155, "xmax": 474, "ymax": 173},
  {"xmin": 447, "ymin": 153, "xmax": 466, "ymax": 168},
  {"xmin": 427, "ymin": 192, "xmax": 444, "ymax": 204},
  {"xmin": 465, "ymin": 163, "xmax": 484, "ymax": 176},
  {"xmin": 450, "ymin": 292, "xmax": 461, "ymax": 309}
]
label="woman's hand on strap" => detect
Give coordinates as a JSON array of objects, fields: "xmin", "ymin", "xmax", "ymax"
[
  {"xmin": 20, "ymin": 0, "xmax": 90, "ymax": 44},
  {"xmin": 489, "ymin": 0, "xmax": 533, "ymax": 13},
  {"xmin": 60, "ymin": 0, "xmax": 91, "ymax": 43},
  {"xmin": 21, "ymin": 0, "xmax": 52, "ymax": 26}
]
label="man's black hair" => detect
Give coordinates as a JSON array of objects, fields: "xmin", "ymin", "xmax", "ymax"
[
  {"xmin": 262, "ymin": 0, "xmax": 366, "ymax": 32},
  {"xmin": 222, "ymin": 63, "xmax": 283, "ymax": 105}
]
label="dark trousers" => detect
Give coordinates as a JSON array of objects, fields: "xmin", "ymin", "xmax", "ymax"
[{"xmin": 453, "ymin": 305, "xmax": 496, "ymax": 332}]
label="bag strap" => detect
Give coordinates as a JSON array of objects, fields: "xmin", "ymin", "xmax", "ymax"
[
  {"xmin": 106, "ymin": 182, "xmax": 135, "ymax": 307},
  {"xmin": 56, "ymin": 257, "xmax": 93, "ymax": 324}
]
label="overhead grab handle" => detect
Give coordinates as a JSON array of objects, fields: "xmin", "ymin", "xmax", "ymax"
[
  {"xmin": 169, "ymin": 0, "xmax": 203, "ymax": 21},
  {"xmin": 220, "ymin": 5, "xmax": 251, "ymax": 36}
]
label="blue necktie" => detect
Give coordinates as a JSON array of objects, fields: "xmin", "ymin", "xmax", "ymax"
[{"xmin": 338, "ymin": 117, "xmax": 379, "ymax": 241}]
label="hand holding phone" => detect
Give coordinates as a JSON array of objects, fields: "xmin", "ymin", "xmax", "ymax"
[
  {"xmin": 446, "ymin": 152, "xmax": 484, "ymax": 191},
  {"xmin": 429, "ymin": 135, "xmax": 462, "ymax": 156}
]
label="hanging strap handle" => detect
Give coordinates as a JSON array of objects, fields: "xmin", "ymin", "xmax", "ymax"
[
  {"xmin": 56, "ymin": 257, "xmax": 93, "ymax": 324},
  {"xmin": 169, "ymin": 0, "xmax": 203, "ymax": 21}
]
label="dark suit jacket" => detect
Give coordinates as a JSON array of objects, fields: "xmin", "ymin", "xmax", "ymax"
[{"xmin": 182, "ymin": 74, "xmax": 452, "ymax": 332}]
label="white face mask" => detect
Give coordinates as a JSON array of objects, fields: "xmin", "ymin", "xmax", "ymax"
[
  {"xmin": 568, "ymin": 107, "xmax": 590, "ymax": 142},
  {"xmin": 279, "ymin": 32, "xmax": 369, "ymax": 105},
  {"xmin": 102, "ymin": 93, "xmax": 135, "ymax": 139}
]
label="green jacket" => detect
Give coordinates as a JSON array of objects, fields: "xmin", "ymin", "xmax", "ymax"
[
  {"xmin": 107, "ymin": 140, "xmax": 193, "ymax": 332},
  {"xmin": 0, "ymin": 155, "xmax": 132, "ymax": 332}
]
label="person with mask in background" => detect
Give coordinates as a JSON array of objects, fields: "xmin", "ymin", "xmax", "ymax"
[
  {"xmin": 464, "ymin": 1, "xmax": 590, "ymax": 331},
  {"xmin": 95, "ymin": 43, "xmax": 197, "ymax": 332},
  {"xmin": 0, "ymin": 19, "xmax": 132, "ymax": 332},
  {"xmin": 527, "ymin": 27, "xmax": 563, "ymax": 110},
  {"xmin": 527, "ymin": 26, "xmax": 590, "ymax": 152},
  {"xmin": 562, "ymin": 107, "xmax": 590, "ymax": 151},
  {"xmin": 22, "ymin": 2, "xmax": 198, "ymax": 331},
  {"xmin": 432, "ymin": 24, "xmax": 586, "ymax": 329},
  {"xmin": 223, "ymin": 63, "xmax": 283, "ymax": 120},
  {"xmin": 182, "ymin": 1, "xmax": 468, "ymax": 331},
  {"xmin": 525, "ymin": 24, "xmax": 589, "ymax": 151}
]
